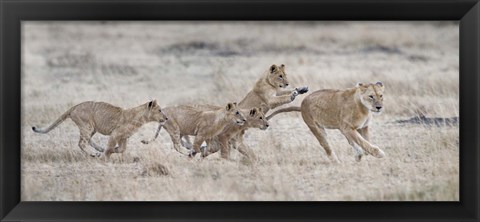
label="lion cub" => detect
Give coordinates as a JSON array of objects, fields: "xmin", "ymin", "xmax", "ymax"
[
  {"xmin": 32, "ymin": 100, "xmax": 167, "ymax": 158},
  {"xmin": 202, "ymin": 107, "xmax": 269, "ymax": 159},
  {"xmin": 267, "ymin": 82, "xmax": 386, "ymax": 162},
  {"xmin": 156, "ymin": 103, "xmax": 247, "ymax": 157},
  {"xmin": 238, "ymin": 64, "xmax": 308, "ymax": 113}
]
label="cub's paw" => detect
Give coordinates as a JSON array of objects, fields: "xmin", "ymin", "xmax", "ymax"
[
  {"xmin": 90, "ymin": 152, "xmax": 102, "ymax": 158},
  {"xmin": 295, "ymin": 86, "xmax": 309, "ymax": 94},
  {"xmin": 290, "ymin": 92, "xmax": 298, "ymax": 101},
  {"xmin": 188, "ymin": 150, "xmax": 197, "ymax": 158}
]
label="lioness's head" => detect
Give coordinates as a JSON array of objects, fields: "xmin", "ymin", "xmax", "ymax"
[
  {"xmin": 245, "ymin": 107, "xmax": 269, "ymax": 130},
  {"xmin": 146, "ymin": 100, "xmax": 168, "ymax": 123},
  {"xmin": 357, "ymin": 82, "xmax": 384, "ymax": 114},
  {"xmin": 225, "ymin": 102, "xmax": 247, "ymax": 126},
  {"xmin": 267, "ymin": 64, "xmax": 289, "ymax": 88}
]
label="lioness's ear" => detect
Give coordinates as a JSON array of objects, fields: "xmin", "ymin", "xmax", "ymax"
[
  {"xmin": 280, "ymin": 64, "xmax": 285, "ymax": 70},
  {"xmin": 270, "ymin": 64, "xmax": 278, "ymax": 73},
  {"xmin": 148, "ymin": 101, "xmax": 154, "ymax": 109},
  {"xmin": 250, "ymin": 108, "xmax": 257, "ymax": 116},
  {"xmin": 226, "ymin": 103, "xmax": 234, "ymax": 111}
]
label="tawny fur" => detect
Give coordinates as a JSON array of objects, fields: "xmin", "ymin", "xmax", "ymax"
[
  {"xmin": 238, "ymin": 64, "xmax": 303, "ymax": 113},
  {"xmin": 32, "ymin": 100, "xmax": 167, "ymax": 158},
  {"xmin": 195, "ymin": 106, "xmax": 269, "ymax": 160},
  {"xmin": 142, "ymin": 64, "xmax": 307, "ymax": 159},
  {"xmin": 150, "ymin": 103, "xmax": 247, "ymax": 157},
  {"xmin": 267, "ymin": 82, "xmax": 386, "ymax": 162}
]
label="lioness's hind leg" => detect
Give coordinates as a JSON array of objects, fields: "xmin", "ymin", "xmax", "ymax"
[{"xmin": 305, "ymin": 123, "xmax": 339, "ymax": 163}]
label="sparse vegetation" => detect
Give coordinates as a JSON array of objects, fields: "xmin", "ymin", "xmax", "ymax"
[{"xmin": 22, "ymin": 21, "xmax": 459, "ymax": 201}]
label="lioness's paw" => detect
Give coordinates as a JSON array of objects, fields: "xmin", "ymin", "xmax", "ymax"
[
  {"xmin": 296, "ymin": 86, "xmax": 309, "ymax": 94},
  {"xmin": 371, "ymin": 146, "xmax": 385, "ymax": 158},
  {"xmin": 355, "ymin": 154, "xmax": 363, "ymax": 162}
]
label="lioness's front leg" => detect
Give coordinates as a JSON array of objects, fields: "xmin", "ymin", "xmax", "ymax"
[
  {"xmin": 340, "ymin": 128, "xmax": 385, "ymax": 158},
  {"xmin": 357, "ymin": 126, "xmax": 369, "ymax": 141}
]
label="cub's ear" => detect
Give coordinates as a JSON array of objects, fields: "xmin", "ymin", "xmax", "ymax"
[
  {"xmin": 270, "ymin": 64, "xmax": 278, "ymax": 73},
  {"xmin": 148, "ymin": 99, "xmax": 157, "ymax": 109},
  {"xmin": 375, "ymin": 81, "xmax": 384, "ymax": 87},
  {"xmin": 226, "ymin": 102, "xmax": 236, "ymax": 111},
  {"xmin": 250, "ymin": 108, "xmax": 257, "ymax": 116},
  {"xmin": 280, "ymin": 64, "xmax": 285, "ymax": 70},
  {"xmin": 356, "ymin": 82, "xmax": 365, "ymax": 87}
]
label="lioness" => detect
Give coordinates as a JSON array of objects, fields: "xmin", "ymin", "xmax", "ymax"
[
  {"xmin": 152, "ymin": 103, "xmax": 247, "ymax": 157},
  {"xmin": 267, "ymin": 82, "xmax": 386, "ymax": 162},
  {"xmin": 32, "ymin": 100, "xmax": 168, "ymax": 158}
]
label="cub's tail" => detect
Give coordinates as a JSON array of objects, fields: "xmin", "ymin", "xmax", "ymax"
[
  {"xmin": 32, "ymin": 108, "xmax": 72, "ymax": 134},
  {"xmin": 267, "ymin": 106, "xmax": 301, "ymax": 120}
]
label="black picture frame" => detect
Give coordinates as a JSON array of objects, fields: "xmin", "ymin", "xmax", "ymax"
[{"xmin": 1, "ymin": 0, "xmax": 479, "ymax": 221}]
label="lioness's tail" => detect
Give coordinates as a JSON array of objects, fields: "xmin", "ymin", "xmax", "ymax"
[
  {"xmin": 266, "ymin": 106, "xmax": 301, "ymax": 120},
  {"xmin": 32, "ymin": 108, "xmax": 73, "ymax": 134},
  {"xmin": 141, "ymin": 123, "xmax": 163, "ymax": 144}
]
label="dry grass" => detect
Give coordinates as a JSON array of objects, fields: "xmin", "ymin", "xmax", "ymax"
[{"xmin": 21, "ymin": 21, "xmax": 459, "ymax": 201}]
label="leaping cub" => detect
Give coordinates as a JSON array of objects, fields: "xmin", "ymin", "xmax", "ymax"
[
  {"xmin": 32, "ymin": 100, "xmax": 167, "ymax": 158},
  {"xmin": 238, "ymin": 64, "xmax": 308, "ymax": 113},
  {"xmin": 267, "ymin": 82, "xmax": 386, "ymax": 162}
]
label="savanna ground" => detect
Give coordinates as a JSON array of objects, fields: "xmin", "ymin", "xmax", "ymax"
[{"xmin": 21, "ymin": 22, "xmax": 459, "ymax": 201}]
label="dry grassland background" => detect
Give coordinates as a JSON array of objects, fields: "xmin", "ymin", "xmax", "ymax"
[{"xmin": 22, "ymin": 21, "xmax": 459, "ymax": 201}]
